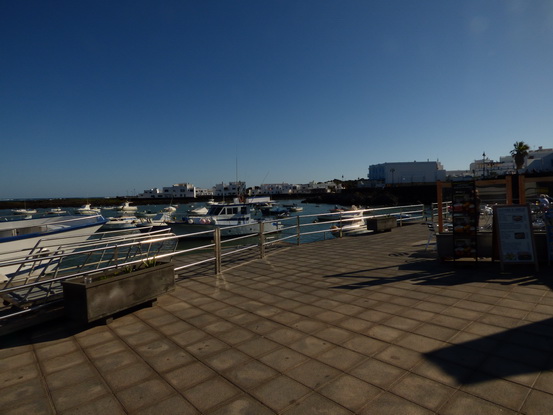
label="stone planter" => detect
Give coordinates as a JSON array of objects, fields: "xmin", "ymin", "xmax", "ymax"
[
  {"xmin": 62, "ymin": 261, "xmax": 175, "ymax": 324},
  {"xmin": 367, "ymin": 217, "xmax": 397, "ymax": 233}
]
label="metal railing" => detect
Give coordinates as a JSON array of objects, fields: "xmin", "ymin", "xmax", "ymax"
[{"xmin": 0, "ymin": 204, "xmax": 426, "ymax": 322}]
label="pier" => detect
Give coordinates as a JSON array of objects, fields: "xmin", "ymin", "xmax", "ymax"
[{"xmin": 2, "ymin": 223, "xmax": 553, "ymax": 414}]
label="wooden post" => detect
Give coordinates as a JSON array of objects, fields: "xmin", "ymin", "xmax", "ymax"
[
  {"xmin": 518, "ymin": 174, "xmax": 526, "ymax": 205},
  {"xmin": 505, "ymin": 175, "xmax": 513, "ymax": 204}
]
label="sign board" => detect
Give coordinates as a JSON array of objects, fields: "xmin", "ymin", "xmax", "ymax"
[{"xmin": 493, "ymin": 205, "xmax": 538, "ymax": 270}]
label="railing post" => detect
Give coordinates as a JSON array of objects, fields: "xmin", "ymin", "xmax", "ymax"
[
  {"xmin": 259, "ymin": 221, "xmax": 265, "ymax": 259},
  {"xmin": 214, "ymin": 228, "xmax": 221, "ymax": 275},
  {"xmin": 296, "ymin": 216, "xmax": 301, "ymax": 245}
]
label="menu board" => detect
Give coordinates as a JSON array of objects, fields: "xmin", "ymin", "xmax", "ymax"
[{"xmin": 493, "ymin": 205, "xmax": 537, "ymax": 269}]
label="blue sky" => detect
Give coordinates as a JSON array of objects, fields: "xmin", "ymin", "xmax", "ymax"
[{"xmin": 2, "ymin": 1, "xmax": 552, "ymax": 199}]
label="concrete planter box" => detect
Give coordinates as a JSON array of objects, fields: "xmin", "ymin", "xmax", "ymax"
[
  {"xmin": 62, "ymin": 261, "xmax": 175, "ymax": 324},
  {"xmin": 436, "ymin": 232, "xmax": 493, "ymax": 259},
  {"xmin": 367, "ymin": 217, "xmax": 397, "ymax": 233}
]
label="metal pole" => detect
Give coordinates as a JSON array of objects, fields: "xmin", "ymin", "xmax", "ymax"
[
  {"xmin": 259, "ymin": 222, "xmax": 265, "ymax": 259},
  {"xmin": 296, "ymin": 216, "xmax": 301, "ymax": 245},
  {"xmin": 214, "ymin": 228, "xmax": 221, "ymax": 275}
]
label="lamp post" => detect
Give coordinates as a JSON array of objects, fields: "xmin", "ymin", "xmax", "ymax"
[{"xmin": 482, "ymin": 152, "xmax": 486, "ymax": 178}]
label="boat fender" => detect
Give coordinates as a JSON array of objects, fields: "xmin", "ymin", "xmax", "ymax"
[{"xmin": 188, "ymin": 218, "xmax": 194, "ymax": 224}]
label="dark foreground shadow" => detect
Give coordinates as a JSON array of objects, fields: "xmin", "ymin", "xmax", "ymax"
[{"xmin": 424, "ymin": 317, "xmax": 553, "ymax": 384}]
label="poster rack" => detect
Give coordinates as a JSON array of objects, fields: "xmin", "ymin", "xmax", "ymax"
[
  {"xmin": 493, "ymin": 205, "xmax": 538, "ymax": 271},
  {"xmin": 451, "ymin": 181, "xmax": 479, "ymax": 261}
]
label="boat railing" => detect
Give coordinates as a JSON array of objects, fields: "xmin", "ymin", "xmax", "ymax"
[{"xmin": 0, "ymin": 204, "xmax": 426, "ymax": 326}]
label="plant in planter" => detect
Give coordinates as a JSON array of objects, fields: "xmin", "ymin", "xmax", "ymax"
[{"xmin": 62, "ymin": 260, "xmax": 175, "ymax": 324}]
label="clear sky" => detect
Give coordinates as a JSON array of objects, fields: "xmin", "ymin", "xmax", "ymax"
[{"xmin": 2, "ymin": 0, "xmax": 552, "ymax": 199}]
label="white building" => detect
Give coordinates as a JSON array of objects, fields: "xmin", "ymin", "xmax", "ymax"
[
  {"xmin": 368, "ymin": 161, "xmax": 446, "ymax": 186},
  {"xmin": 161, "ymin": 183, "xmax": 196, "ymax": 198},
  {"xmin": 253, "ymin": 183, "xmax": 300, "ymax": 195},
  {"xmin": 213, "ymin": 181, "xmax": 246, "ymax": 197},
  {"xmin": 138, "ymin": 188, "xmax": 164, "ymax": 199}
]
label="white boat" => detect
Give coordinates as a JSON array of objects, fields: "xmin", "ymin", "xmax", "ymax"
[
  {"xmin": 169, "ymin": 203, "xmax": 282, "ymax": 238},
  {"xmin": 141, "ymin": 211, "xmax": 173, "ymax": 232},
  {"xmin": 330, "ymin": 217, "xmax": 369, "ymax": 236},
  {"xmin": 188, "ymin": 206, "xmax": 209, "ymax": 216},
  {"xmin": 101, "ymin": 215, "xmax": 145, "ymax": 230},
  {"xmin": 76, "ymin": 204, "xmax": 101, "ymax": 215},
  {"xmin": 0, "ymin": 214, "xmax": 107, "ymax": 282},
  {"xmin": 11, "ymin": 208, "xmax": 37, "ymax": 215},
  {"xmin": 162, "ymin": 205, "xmax": 178, "ymax": 213},
  {"xmin": 317, "ymin": 206, "xmax": 364, "ymax": 222},
  {"xmin": 46, "ymin": 207, "xmax": 67, "ymax": 215},
  {"xmin": 115, "ymin": 201, "xmax": 138, "ymax": 212}
]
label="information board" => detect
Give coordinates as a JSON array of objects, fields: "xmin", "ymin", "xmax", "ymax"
[{"xmin": 493, "ymin": 205, "xmax": 538, "ymax": 270}]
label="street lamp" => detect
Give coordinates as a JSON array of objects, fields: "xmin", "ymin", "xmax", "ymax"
[{"xmin": 482, "ymin": 152, "xmax": 486, "ymax": 178}]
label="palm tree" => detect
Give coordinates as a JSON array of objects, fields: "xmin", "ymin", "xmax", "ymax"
[{"xmin": 510, "ymin": 141, "xmax": 530, "ymax": 171}]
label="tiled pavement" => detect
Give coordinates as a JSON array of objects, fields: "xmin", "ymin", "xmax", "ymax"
[{"xmin": 2, "ymin": 223, "xmax": 553, "ymax": 414}]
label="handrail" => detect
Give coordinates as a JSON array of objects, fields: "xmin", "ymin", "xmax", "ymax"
[{"xmin": 0, "ymin": 204, "xmax": 426, "ymax": 322}]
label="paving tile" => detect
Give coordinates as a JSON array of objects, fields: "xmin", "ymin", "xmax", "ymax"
[
  {"xmin": 286, "ymin": 360, "xmax": 341, "ymax": 389},
  {"xmin": 440, "ymin": 391, "xmax": 517, "ymax": 415},
  {"xmin": 208, "ymin": 395, "xmax": 274, "ymax": 415},
  {"xmin": 204, "ymin": 348, "xmax": 251, "ymax": 372},
  {"xmin": 224, "ymin": 360, "xmax": 278, "ymax": 390},
  {"xmin": 350, "ymin": 358, "xmax": 407, "ymax": 388},
  {"xmin": 251, "ymin": 375, "xmax": 311, "ymax": 412},
  {"xmin": 260, "ymin": 347, "xmax": 309, "ymax": 372},
  {"xmin": 164, "ymin": 361, "xmax": 216, "ymax": 391},
  {"xmin": 102, "ymin": 362, "xmax": 155, "ymax": 390},
  {"xmin": 41, "ymin": 350, "xmax": 88, "ymax": 375},
  {"xmin": 461, "ymin": 376, "xmax": 531, "ymax": 411},
  {"xmin": 316, "ymin": 346, "xmax": 366, "ymax": 371},
  {"xmin": 390, "ymin": 373, "xmax": 456, "ymax": 411},
  {"xmin": 182, "ymin": 377, "xmax": 241, "ymax": 413},
  {"xmin": 319, "ymin": 374, "xmax": 381, "ymax": 411},
  {"xmin": 133, "ymin": 394, "xmax": 198, "ymax": 415},
  {"xmin": 117, "ymin": 378, "xmax": 175, "ymax": 412},
  {"xmin": 45, "ymin": 362, "xmax": 96, "ymax": 390},
  {"xmin": 51, "ymin": 377, "xmax": 109, "ymax": 412},
  {"xmin": 358, "ymin": 392, "xmax": 434, "ymax": 415},
  {"xmin": 282, "ymin": 393, "xmax": 353, "ymax": 415},
  {"xmin": 520, "ymin": 389, "xmax": 553, "ymax": 415}
]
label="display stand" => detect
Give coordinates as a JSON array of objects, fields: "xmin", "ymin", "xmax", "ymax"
[
  {"xmin": 450, "ymin": 181, "xmax": 479, "ymax": 261},
  {"xmin": 493, "ymin": 205, "xmax": 538, "ymax": 271}
]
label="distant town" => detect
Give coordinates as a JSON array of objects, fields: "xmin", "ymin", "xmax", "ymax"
[{"xmin": 137, "ymin": 146, "xmax": 553, "ymax": 199}]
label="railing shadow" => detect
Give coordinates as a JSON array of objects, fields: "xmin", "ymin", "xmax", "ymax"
[{"xmin": 326, "ymin": 250, "xmax": 553, "ymax": 291}]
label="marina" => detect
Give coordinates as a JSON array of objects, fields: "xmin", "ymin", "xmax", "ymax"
[{"xmin": 1, "ymin": 218, "xmax": 553, "ymax": 414}]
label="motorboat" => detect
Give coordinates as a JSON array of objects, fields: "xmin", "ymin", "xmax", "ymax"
[
  {"xmin": 168, "ymin": 203, "xmax": 282, "ymax": 238},
  {"xmin": 0, "ymin": 214, "xmax": 107, "ymax": 282},
  {"xmin": 188, "ymin": 206, "xmax": 209, "ymax": 216},
  {"xmin": 101, "ymin": 215, "xmax": 146, "ymax": 230},
  {"xmin": 46, "ymin": 208, "xmax": 67, "ymax": 215},
  {"xmin": 75, "ymin": 204, "xmax": 101, "ymax": 215},
  {"xmin": 115, "ymin": 201, "xmax": 138, "ymax": 212},
  {"xmin": 330, "ymin": 217, "xmax": 369, "ymax": 236},
  {"xmin": 11, "ymin": 208, "xmax": 37, "ymax": 215},
  {"xmin": 260, "ymin": 206, "xmax": 290, "ymax": 218},
  {"xmin": 317, "ymin": 206, "xmax": 364, "ymax": 222},
  {"xmin": 141, "ymin": 211, "xmax": 173, "ymax": 232},
  {"xmin": 285, "ymin": 204, "xmax": 303, "ymax": 212}
]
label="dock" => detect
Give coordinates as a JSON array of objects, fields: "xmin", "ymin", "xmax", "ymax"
[{"xmin": 2, "ymin": 223, "xmax": 553, "ymax": 414}]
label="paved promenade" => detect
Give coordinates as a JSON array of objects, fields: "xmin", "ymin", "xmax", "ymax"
[{"xmin": 2, "ymin": 223, "xmax": 553, "ymax": 414}]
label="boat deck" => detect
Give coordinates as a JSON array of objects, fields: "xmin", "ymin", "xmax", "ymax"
[{"xmin": 2, "ymin": 223, "xmax": 553, "ymax": 414}]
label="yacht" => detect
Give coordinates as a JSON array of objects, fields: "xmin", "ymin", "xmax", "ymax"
[{"xmin": 169, "ymin": 203, "xmax": 282, "ymax": 238}]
